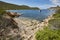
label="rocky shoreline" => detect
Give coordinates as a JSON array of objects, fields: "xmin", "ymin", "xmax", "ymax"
[
  {"xmin": 0, "ymin": 11, "xmax": 53, "ymax": 40},
  {"xmin": 13, "ymin": 15, "xmax": 53, "ymax": 40}
]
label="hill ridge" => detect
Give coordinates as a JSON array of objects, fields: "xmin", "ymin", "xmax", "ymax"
[{"xmin": 0, "ymin": 1, "xmax": 39, "ymax": 10}]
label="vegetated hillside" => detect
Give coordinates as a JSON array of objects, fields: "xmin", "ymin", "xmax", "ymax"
[
  {"xmin": 0, "ymin": 1, "xmax": 39, "ymax": 10},
  {"xmin": 49, "ymin": 9, "xmax": 60, "ymax": 29}
]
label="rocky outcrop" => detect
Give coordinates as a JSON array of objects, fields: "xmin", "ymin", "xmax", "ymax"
[
  {"xmin": 0, "ymin": 12, "xmax": 22, "ymax": 40},
  {"xmin": 6, "ymin": 12, "xmax": 21, "ymax": 17}
]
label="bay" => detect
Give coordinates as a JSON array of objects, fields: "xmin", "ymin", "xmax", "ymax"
[{"xmin": 6, "ymin": 9, "xmax": 55, "ymax": 21}]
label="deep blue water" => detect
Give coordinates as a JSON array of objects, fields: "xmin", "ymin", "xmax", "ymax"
[{"xmin": 6, "ymin": 9, "xmax": 55, "ymax": 21}]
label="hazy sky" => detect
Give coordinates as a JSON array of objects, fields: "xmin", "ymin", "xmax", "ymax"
[{"xmin": 0, "ymin": 0, "xmax": 60, "ymax": 9}]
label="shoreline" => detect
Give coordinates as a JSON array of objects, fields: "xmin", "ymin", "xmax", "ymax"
[{"xmin": 13, "ymin": 14, "xmax": 53, "ymax": 40}]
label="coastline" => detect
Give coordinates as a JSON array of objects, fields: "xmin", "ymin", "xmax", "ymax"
[
  {"xmin": 0, "ymin": 0, "xmax": 60, "ymax": 40},
  {"xmin": 13, "ymin": 15, "xmax": 53, "ymax": 40},
  {"xmin": 0, "ymin": 10, "xmax": 53, "ymax": 40}
]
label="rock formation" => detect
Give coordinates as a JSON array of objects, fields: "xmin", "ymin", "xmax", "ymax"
[{"xmin": 0, "ymin": 12, "xmax": 22, "ymax": 40}]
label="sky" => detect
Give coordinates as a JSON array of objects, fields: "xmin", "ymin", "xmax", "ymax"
[{"xmin": 0, "ymin": 0, "xmax": 60, "ymax": 9}]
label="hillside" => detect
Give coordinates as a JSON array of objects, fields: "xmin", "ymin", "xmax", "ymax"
[{"xmin": 0, "ymin": 1, "xmax": 39, "ymax": 10}]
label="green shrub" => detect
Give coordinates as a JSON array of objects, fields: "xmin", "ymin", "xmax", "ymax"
[{"xmin": 35, "ymin": 27, "xmax": 60, "ymax": 40}]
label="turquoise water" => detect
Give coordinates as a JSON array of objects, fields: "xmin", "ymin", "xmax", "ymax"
[{"xmin": 6, "ymin": 9, "xmax": 55, "ymax": 21}]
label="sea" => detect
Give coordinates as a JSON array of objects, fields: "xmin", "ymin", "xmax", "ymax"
[{"xmin": 6, "ymin": 9, "xmax": 55, "ymax": 21}]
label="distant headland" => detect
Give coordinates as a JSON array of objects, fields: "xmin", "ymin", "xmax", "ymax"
[{"xmin": 48, "ymin": 5, "xmax": 60, "ymax": 10}]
